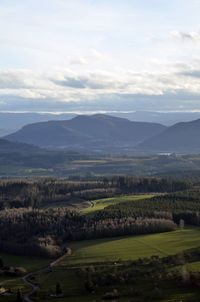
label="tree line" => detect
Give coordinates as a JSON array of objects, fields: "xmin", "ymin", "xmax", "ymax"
[
  {"xmin": 0, "ymin": 177, "xmax": 191, "ymax": 209},
  {"xmin": 0, "ymin": 207, "xmax": 175, "ymax": 257}
]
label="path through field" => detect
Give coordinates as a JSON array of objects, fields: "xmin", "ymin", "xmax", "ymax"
[{"xmin": 22, "ymin": 252, "xmax": 70, "ymax": 302}]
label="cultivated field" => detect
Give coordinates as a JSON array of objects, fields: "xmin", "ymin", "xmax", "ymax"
[
  {"xmin": 0, "ymin": 253, "xmax": 50, "ymax": 271},
  {"xmin": 60, "ymin": 227, "xmax": 200, "ymax": 266},
  {"xmin": 82, "ymin": 193, "xmax": 155, "ymax": 214}
]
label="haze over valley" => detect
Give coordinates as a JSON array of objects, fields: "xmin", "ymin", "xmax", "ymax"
[{"xmin": 1, "ymin": 1, "xmax": 200, "ymax": 302}]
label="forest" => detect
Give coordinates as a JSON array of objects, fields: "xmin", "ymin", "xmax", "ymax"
[
  {"xmin": 92, "ymin": 189, "xmax": 200, "ymax": 226},
  {"xmin": 0, "ymin": 176, "xmax": 200, "ymax": 302},
  {"xmin": 0, "ymin": 176, "xmax": 194, "ymax": 259},
  {"xmin": 0, "ymin": 176, "xmax": 190, "ymax": 209}
]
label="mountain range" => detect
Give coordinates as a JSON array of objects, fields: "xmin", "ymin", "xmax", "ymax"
[
  {"xmin": 2, "ymin": 110, "xmax": 200, "ymax": 137},
  {"xmin": 0, "ymin": 112, "xmax": 75, "ymax": 137},
  {"xmin": 4, "ymin": 114, "xmax": 200, "ymax": 153},
  {"xmin": 137, "ymin": 118, "xmax": 200, "ymax": 152},
  {"xmin": 5, "ymin": 114, "xmax": 166, "ymax": 151}
]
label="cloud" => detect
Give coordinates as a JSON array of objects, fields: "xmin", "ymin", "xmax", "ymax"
[
  {"xmin": 53, "ymin": 73, "xmax": 119, "ymax": 90},
  {"xmin": 170, "ymin": 30, "xmax": 200, "ymax": 42},
  {"xmin": 0, "ymin": 61, "xmax": 200, "ymax": 112},
  {"xmin": 69, "ymin": 57, "xmax": 88, "ymax": 66},
  {"xmin": 179, "ymin": 69, "xmax": 200, "ymax": 78},
  {"xmin": 90, "ymin": 49, "xmax": 105, "ymax": 60}
]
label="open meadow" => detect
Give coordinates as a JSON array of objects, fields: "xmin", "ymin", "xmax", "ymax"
[
  {"xmin": 81, "ymin": 193, "xmax": 155, "ymax": 214},
  {"xmin": 60, "ymin": 227, "xmax": 200, "ymax": 266},
  {"xmin": 0, "ymin": 253, "xmax": 50, "ymax": 272}
]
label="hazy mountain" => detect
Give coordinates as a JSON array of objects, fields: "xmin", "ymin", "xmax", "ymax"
[
  {"xmin": 0, "ymin": 138, "xmax": 39, "ymax": 154},
  {"xmin": 5, "ymin": 114, "xmax": 166, "ymax": 151},
  {"xmin": 110, "ymin": 111, "xmax": 200, "ymax": 126},
  {"xmin": 138, "ymin": 118, "xmax": 200, "ymax": 152},
  {"xmin": 0, "ymin": 138, "xmax": 85, "ymax": 175},
  {"xmin": 0, "ymin": 112, "xmax": 75, "ymax": 137},
  {"xmin": 1, "ymin": 111, "xmax": 200, "ymax": 138}
]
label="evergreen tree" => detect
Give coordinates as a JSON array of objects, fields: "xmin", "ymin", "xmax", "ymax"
[
  {"xmin": 0, "ymin": 258, "xmax": 3, "ymax": 268},
  {"xmin": 56, "ymin": 282, "xmax": 62, "ymax": 295},
  {"xmin": 16, "ymin": 289, "xmax": 23, "ymax": 302}
]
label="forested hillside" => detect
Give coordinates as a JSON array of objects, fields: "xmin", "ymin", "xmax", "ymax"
[
  {"xmin": 0, "ymin": 177, "xmax": 193, "ymax": 259},
  {"xmin": 5, "ymin": 114, "xmax": 166, "ymax": 150}
]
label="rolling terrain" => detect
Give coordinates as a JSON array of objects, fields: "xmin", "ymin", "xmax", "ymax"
[
  {"xmin": 60, "ymin": 227, "xmax": 200, "ymax": 266},
  {"xmin": 5, "ymin": 114, "xmax": 200, "ymax": 153},
  {"xmin": 5, "ymin": 114, "xmax": 166, "ymax": 151},
  {"xmin": 138, "ymin": 118, "xmax": 200, "ymax": 152}
]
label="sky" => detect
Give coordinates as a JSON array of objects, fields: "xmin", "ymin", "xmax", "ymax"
[{"xmin": 1, "ymin": 0, "xmax": 200, "ymax": 113}]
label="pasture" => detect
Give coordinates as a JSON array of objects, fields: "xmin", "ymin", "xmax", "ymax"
[
  {"xmin": 81, "ymin": 193, "xmax": 155, "ymax": 214},
  {"xmin": 60, "ymin": 227, "xmax": 200, "ymax": 266},
  {"xmin": 0, "ymin": 253, "xmax": 50, "ymax": 271}
]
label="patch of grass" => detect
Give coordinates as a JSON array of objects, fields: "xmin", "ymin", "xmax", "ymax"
[
  {"xmin": 60, "ymin": 227, "xmax": 200, "ymax": 266},
  {"xmin": 0, "ymin": 275, "xmax": 29, "ymax": 302},
  {"xmin": 173, "ymin": 261, "xmax": 200, "ymax": 273},
  {"xmin": 82, "ymin": 194, "xmax": 155, "ymax": 214},
  {"xmin": 0, "ymin": 253, "xmax": 50, "ymax": 271},
  {"xmin": 34, "ymin": 269, "xmax": 100, "ymax": 302},
  {"xmin": 0, "ymin": 255, "xmax": 51, "ymax": 301},
  {"xmin": 185, "ymin": 261, "xmax": 200, "ymax": 272},
  {"xmin": 36, "ymin": 263, "xmax": 200, "ymax": 302}
]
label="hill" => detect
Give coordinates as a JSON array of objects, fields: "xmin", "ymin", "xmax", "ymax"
[
  {"xmin": 0, "ymin": 138, "xmax": 83, "ymax": 174},
  {"xmin": 138, "ymin": 118, "xmax": 200, "ymax": 152},
  {"xmin": 5, "ymin": 114, "xmax": 166, "ymax": 151},
  {"xmin": 0, "ymin": 138, "xmax": 39, "ymax": 154},
  {"xmin": 0, "ymin": 112, "xmax": 75, "ymax": 137}
]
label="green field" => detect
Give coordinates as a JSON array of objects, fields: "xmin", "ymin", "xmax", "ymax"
[
  {"xmin": 81, "ymin": 194, "xmax": 155, "ymax": 214},
  {"xmin": 174, "ymin": 261, "xmax": 200, "ymax": 273},
  {"xmin": 0, "ymin": 254, "xmax": 52, "ymax": 301},
  {"xmin": 0, "ymin": 253, "xmax": 50, "ymax": 271},
  {"xmin": 0, "ymin": 275, "xmax": 28, "ymax": 302},
  {"xmin": 60, "ymin": 227, "xmax": 200, "ymax": 266},
  {"xmin": 35, "ymin": 267, "xmax": 200, "ymax": 302},
  {"xmin": 34, "ymin": 269, "xmax": 94, "ymax": 302}
]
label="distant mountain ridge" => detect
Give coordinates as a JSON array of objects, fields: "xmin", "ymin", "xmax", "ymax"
[
  {"xmin": 1, "ymin": 111, "xmax": 200, "ymax": 137},
  {"xmin": 5, "ymin": 114, "xmax": 166, "ymax": 151},
  {"xmin": 0, "ymin": 138, "xmax": 39, "ymax": 154},
  {"xmin": 138, "ymin": 118, "xmax": 200, "ymax": 152},
  {"xmin": 3, "ymin": 114, "xmax": 200, "ymax": 153},
  {"xmin": 0, "ymin": 112, "xmax": 75, "ymax": 137}
]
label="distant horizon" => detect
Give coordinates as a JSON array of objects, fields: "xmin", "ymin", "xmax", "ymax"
[
  {"xmin": 2, "ymin": 110, "xmax": 200, "ymax": 114},
  {"xmin": 1, "ymin": 1, "xmax": 200, "ymax": 113}
]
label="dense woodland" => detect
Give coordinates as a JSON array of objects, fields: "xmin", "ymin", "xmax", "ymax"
[
  {"xmin": 0, "ymin": 176, "xmax": 190, "ymax": 209},
  {"xmin": 0, "ymin": 176, "xmax": 196, "ymax": 258},
  {"xmin": 91, "ymin": 189, "xmax": 200, "ymax": 226},
  {"xmin": 81, "ymin": 247, "xmax": 200, "ymax": 301},
  {"xmin": 0, "ymin": 207, "xmax": 176, "ymax": 257}
]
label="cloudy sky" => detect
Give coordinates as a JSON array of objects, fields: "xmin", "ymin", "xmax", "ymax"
[{"xmin": 1, "ymin": 0, "xmax": 200, "ymax": 113}]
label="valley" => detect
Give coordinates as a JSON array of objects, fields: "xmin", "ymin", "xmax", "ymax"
[{"xmin": 0, "ymin": 177, "xmax": 200, "ymax": 301}]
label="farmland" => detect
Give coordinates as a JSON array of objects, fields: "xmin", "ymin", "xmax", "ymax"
[
  {"xmin": 81, "ymin": 193, "xmax": 155, "ymax": 214},
  {"xmin": 60, "ymin": 227, "xmax": 200, "ymax": 266},
  {"xmin": 0, "ymin": 177, "xmax": 199, "ymax": 301},
  {"xmin": 0, "ymin": 253, "xmax": 50, "ymax": 272}
]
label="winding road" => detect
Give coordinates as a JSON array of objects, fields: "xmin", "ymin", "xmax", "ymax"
[{"xmin": 22, "ymin": 252, "xmax": 70, "ymax": 302}]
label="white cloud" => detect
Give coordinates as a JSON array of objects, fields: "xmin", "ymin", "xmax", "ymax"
[
  {"xmin": 0, "ymin": 61, "xmax": 200, "ymax": 111},
  {"xmin": 170, "ymin": 30, "xmax": 200, "ymax": 42},
  {"xmin": 1, "ymin": 1, "xmax": 200, "ymax": 112},
  {"xmin": 89, "ymin": 49, "xmax": 105, "ymax": 60},
  {"xmin": 70, "ymin": 57, "xmax": 88, "ymax": 66}
]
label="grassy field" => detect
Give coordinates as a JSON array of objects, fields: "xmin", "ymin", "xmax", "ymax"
[
  {"xmin": 34, "ymin": 269, "xmax": 94, "ymax": 302},
  {"xmin": 60, "ymin": 227, "xmax": 200, "ymax": 266},
  {"xmin": 173, "ymin": 261, "xmax": 200, "ymax": 273},
  {"xmin": 34, "ymin": 267, "xmax": 200, "ymax": 302},
  {"xmin": 81, "ymin": 193, "xmax": 155, "ymax": 214},
  {"xmin": 0, "ymin": 254, "xmax": 52, "ymax": 301},
  {"xmin": 0, "ymin": 275, "xmax": 28, "ymax": 302},
  {"xmin": 0, "ymin": 253, "xmax": 51, "ymax": 271}
]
